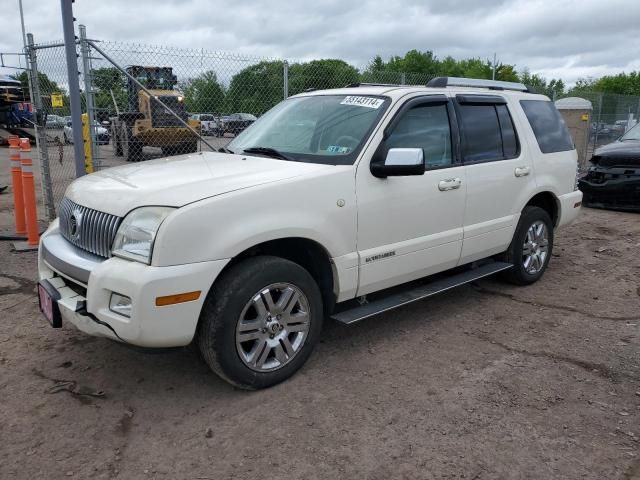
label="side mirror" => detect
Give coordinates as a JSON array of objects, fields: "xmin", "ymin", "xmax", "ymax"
[{"xmin": 371, "ymin": 148, "xmax": 425, "ymax": 178}]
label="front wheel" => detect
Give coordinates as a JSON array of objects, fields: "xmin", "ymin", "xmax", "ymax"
[
  {"xmin": 198, "ymin": 256, "xmax": 323, "ymax": 389},
  {"xmin": 500, "ymin": 206, "xmax": 554, "ymax": 285}
]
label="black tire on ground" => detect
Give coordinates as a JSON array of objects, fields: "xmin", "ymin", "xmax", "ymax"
[
  {"xmin": 111, "ymin": 124, "xmax": 123, "ymax": 156},
  {"xmin": 500, "ymin": 206, "xmax": 554, "ymax": 285},
  {"xmin": 198, "ymin": 256, "xmax": 324, "ymax": 390},
  {"xmin": 121, "ymin": 125, "xmax": 143, "ymax": 162}
]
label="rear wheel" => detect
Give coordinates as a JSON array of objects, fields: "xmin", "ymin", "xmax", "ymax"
[
  {"xmin": 198, "ymin": 256, "xmax": 323, "ymax": 390},
  {"xmin": 500, "ymin": 206, "xmax": 554, "ymax": 285}
]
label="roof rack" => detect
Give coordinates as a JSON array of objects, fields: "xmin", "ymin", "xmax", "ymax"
[
  {"xmin": 427, "ymin": 76, "xmax": 536, "ymax": 93},
  {"xmin": 345, "ymin": 82, "xmax": 403, "ymax": 88}
]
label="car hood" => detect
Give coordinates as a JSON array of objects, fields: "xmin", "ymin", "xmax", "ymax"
[
  {"xmin": 592, "ymin": 140, "xmax": 640, "ymax": 167},
  {"xmin": 65, "ymin": 151, "xmax": 335, "ymax": 216}
]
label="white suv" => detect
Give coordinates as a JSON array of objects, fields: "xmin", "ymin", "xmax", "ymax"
[{"xmin": 38, "ymin": 77, "xmax": 582, "ymax": 389}]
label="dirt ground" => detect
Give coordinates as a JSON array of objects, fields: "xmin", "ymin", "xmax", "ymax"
[{"xmin": 1, "ymin": 145, "xmax": 639, "ymax": 479}]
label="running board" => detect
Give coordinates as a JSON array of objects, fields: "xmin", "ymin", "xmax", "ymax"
[{"xmin": 331, "ymin": 262, "xmax": 513, "ymax": 325}]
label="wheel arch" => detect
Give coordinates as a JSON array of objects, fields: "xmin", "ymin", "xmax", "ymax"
[
  {"xmin": 524, "ymin": 191, "xmax": 560, "ymax": 227},
  {"xmin": 215, "ymin": 236, "xmax": 337, "ymax": 315}
]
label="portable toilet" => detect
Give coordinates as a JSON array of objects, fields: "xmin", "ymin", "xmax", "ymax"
[{"xmin": 555, "ymin": 97, "xmax": 593, "ymax": 170}]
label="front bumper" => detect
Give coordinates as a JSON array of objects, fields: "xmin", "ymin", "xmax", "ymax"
[
  {"xmin": 38, "ymin": 220, "xmax": 229, "ymax": 347},
  {"xmin": 579, "ymin": 170, "xmax": 640, "ymax": 212}
]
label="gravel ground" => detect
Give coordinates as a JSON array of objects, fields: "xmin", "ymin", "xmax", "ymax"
[{"xmin": 1, "ymin": 146, "xmax": 639, "ymax": 479}]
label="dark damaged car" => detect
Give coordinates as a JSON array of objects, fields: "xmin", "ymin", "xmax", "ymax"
[{"xmin": 579, "ymin": 122, "xmax": 640, "ymax": 212}]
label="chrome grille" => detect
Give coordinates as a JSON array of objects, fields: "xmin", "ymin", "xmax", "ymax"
[{"xmin": 58, "ymin": 197, "xmax": 122, "ymax": 258}]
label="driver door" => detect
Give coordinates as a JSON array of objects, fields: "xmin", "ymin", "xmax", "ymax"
[{"xmin": 355, "ymin": 96, "xmax": 467, "ymax": 296}]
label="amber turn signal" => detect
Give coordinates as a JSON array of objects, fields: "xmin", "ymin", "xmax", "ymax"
[{"xmin": 155, "ymin": 291, "xmax": 201, "ymax": 307}]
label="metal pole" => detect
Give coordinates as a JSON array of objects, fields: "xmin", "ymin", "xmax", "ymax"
[
  {"xmin": 27, "ymin": 33, "xmax": 56, "ymax": 220},
  {"xmin": 79, "ymin": 25, "xmax": 98, "ymax": 169},
  {"xmin": 401, "ymin": 72, "xmax": 406, "ymax": 85},
  {"xmin": 492, "ymin": 52, "xmax": 497, "ymax": 80},
  {"xmin": 86, "ymin": 39, "xmax": 213, "ymax": 151},
  {"xmin": 283, "ymin": 60, "xmax": 289, "ymax": 99},
  {"xmin": 60, "ymin": 0, "xmax": 86, "ymax": 178},
  {"xmin": 18, "ymin": 0, "xmax": 27, "ymax": 48}
]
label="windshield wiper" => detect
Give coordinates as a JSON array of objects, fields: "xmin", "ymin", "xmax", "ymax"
[
  {"xmin": 242, "ymin": 146, "xmax": 294, "ymax": 161},
  {"xmin": 218, "ymin": 146, "xmax": 235, "ymax": 154}
]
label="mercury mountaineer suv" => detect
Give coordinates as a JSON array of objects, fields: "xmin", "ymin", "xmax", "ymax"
[{"xmin": 38, "ymin": 77, "xmax": 582, "ymax": 389}]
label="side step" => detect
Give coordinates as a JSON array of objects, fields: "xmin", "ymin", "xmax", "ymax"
[{"xmin": 331, "ymin": 261, "xmax": 513, "ymax": 325}]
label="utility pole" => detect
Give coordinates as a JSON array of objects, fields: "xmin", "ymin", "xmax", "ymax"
[{"xmin": 492, "ymin": 52, "xmax": 497, "ymax": 80}]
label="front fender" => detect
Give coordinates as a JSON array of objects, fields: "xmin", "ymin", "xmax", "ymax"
[{"xmin": 152, "ymin": 168, "xmax": 357, "ymax": 267}]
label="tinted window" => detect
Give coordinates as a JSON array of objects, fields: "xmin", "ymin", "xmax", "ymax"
[
  {"xmin": 520, "ymin": 100, "xmax": 574, "ymax": 153},
  {"xmin": 386, "ymin": 103, "xmax": 452, "ymax": 168},
  {"xmin": 458, "ymin": 104, "xmax": 503, "ymax": 162},
  {"xmin": 496, "ymin": 104, "xmax": 518, "ymax": 158}
]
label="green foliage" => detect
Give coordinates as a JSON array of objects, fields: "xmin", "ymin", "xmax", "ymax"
[
  {"xmin": 592, "ymin": 71, "xmax": 640, "ymax": 96},
  {"xmin": 520, "ymin": 68, "xmax": 565, "ymax": 99},
  {"xmin": 226, "ymin": 60, "xmax": 285, "ymax": 115},
  {"xmin": 91, "ymin": 67, "xmax": 127, "ymax": 116},
  {"xmin": 288, "ymin": 59, "xmax": 360, "ymax": 95},
  {"xmin": 180, "ymin": 70, "xmax": 225, "ymax": 113}
]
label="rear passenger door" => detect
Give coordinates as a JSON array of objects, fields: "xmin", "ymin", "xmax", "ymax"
[{"xmin": 454, "ymin": 94, "xmax": 536, "ymax": 264}]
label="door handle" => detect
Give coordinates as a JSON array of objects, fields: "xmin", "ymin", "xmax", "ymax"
[
  {"xmin": 438, "ymin": 177, "xmax": 462, "ymax": 191},
  {"xmin": 514, "ymin": 166, "xmax": 531, "ymax": 177}
]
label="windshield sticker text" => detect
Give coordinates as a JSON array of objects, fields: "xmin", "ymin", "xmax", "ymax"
[
  {"xmin": 340, "ymin": 96, "xmax": 384, "ymax": 109},
  {"xmin": 327, "ymin": 145, "xmax": 351, "ymax": 154}
]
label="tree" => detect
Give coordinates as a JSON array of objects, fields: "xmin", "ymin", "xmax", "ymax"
[
  {"xmin": 519, "ymin": 68, "xmax": 565, "ymax": 99},
  {"xmin": 288, "ymin": 59, "xmax": 360, "ymax": 95},
  {"xmin": 91, "ymin": 67, "xmax": 127, "ymax": 118},
  {"xmin": 226, "ymin": 60, "xmax": 285, "ymax": 115},
  {"xmin": 180, "ymin": 71, "xmax": 225, "ymax": 113}
]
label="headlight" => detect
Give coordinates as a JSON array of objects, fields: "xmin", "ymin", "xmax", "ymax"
[{"xmin": 111, "ymin": 206, "xmax": 175, "ymax": 264}]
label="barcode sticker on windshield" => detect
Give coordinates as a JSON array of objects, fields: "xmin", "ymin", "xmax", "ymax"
[{"xmin": 340, "ymin": 96, "xmax": 384, "ymax": 109}]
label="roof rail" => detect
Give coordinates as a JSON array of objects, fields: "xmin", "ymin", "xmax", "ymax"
[
  {"xmin": 345, "ymin": 82, "xmax": 403, "ymax": 88},
  {"xmin": 427, "ymin": 76, "xmax": 536, "ymax": 93}
]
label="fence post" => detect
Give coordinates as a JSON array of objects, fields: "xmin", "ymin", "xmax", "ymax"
[
  {"xmin": 27, "ymin": 33, "xmax": 56, "ymax": 221},
  {"xmin": 593, "ymin": 93, "xmax": 603, "ymax": 153},
  {"xmin": 401, "ymin": 72, "xmax": 406, "ymax": 85},
  {"xmin": 60, "ymin": 0, "xmax": 86, "ymax": 178},
  {"xmin": 283, "ymin": 60, "xmax": 289, "ymax": 99},
  {"xmin": 79, "ymin": 24, "xmax": 98, "ymax": 170}
]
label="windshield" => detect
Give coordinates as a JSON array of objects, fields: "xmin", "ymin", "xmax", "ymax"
[
  {"xmin": 227, "ymin": 94, "xmax": 390, "ymax": 165},
  {"xmin": 620, "ymin": 122, "xmax": 640, "ymax": 141}
]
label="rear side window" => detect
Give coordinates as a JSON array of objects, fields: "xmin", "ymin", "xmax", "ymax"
[
  {"xmin": 457, "ymin": 102, "xmax": 520, "ymax": 163},
  {"xmin": 520, "ymin": 100, "xmax": 574, "ymax": 153}
]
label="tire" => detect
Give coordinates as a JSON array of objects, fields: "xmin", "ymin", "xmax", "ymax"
[
  {"xmin": 122, "ymin": 125, "xmax": 143, "ymax": 162},
  {"xmin": 500, "ymin": 206, "xmax": 554, "ymax": 285},
  {"xmin": 111, "ymin": 124, "xmax": 123, "ymax": 156},
  {"xmin": 198, "ymin": 256, "xmax": 323, "ymax": 390}
]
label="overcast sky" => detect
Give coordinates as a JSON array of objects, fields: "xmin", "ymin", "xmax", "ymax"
[{"xmin": 2, "ymin": 0, "xmax": 639, "ymax": 85}]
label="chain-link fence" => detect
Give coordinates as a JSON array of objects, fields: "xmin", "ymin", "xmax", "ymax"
[
  {"xmin": 26, "ymin": 31, "xmax": 443, "ymax": 219},
  {"xmin": 556, "ymin": 91, "xmax": 640, "ymax": 171},
  {"xmin": 24, "ymin": 29, "xmax": 640, "ymax": 220}
]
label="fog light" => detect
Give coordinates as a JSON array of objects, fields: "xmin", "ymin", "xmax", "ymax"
[{"xmin": 109, "ymin": 293, "xmax": 132, "ymax": 317}]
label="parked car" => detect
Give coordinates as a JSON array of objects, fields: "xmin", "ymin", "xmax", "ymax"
[
  {"xmin": 610, "ymin": 120, "xmax": 628, "ymax": 137},
  {"xmin": 63, "ymin": 120, "xmax": 110, "ymax": 145},
  {"xmin": 579, "ymin": 121, "xmax": 640, "ymax": 212},
  {"xmin": 222, "ymin": 112, "xmax": 257, "ymax": 135},
  {"xmin": 38, "ymin": 77, "xmax": 582, "ymax": 389},
  {"xmin": 45, "ymin": 114, "xmax": 67, "ymax": 129},
  {"xmin": 191, "ymin": 113, "xmax": 224, "ymax": 137}
]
